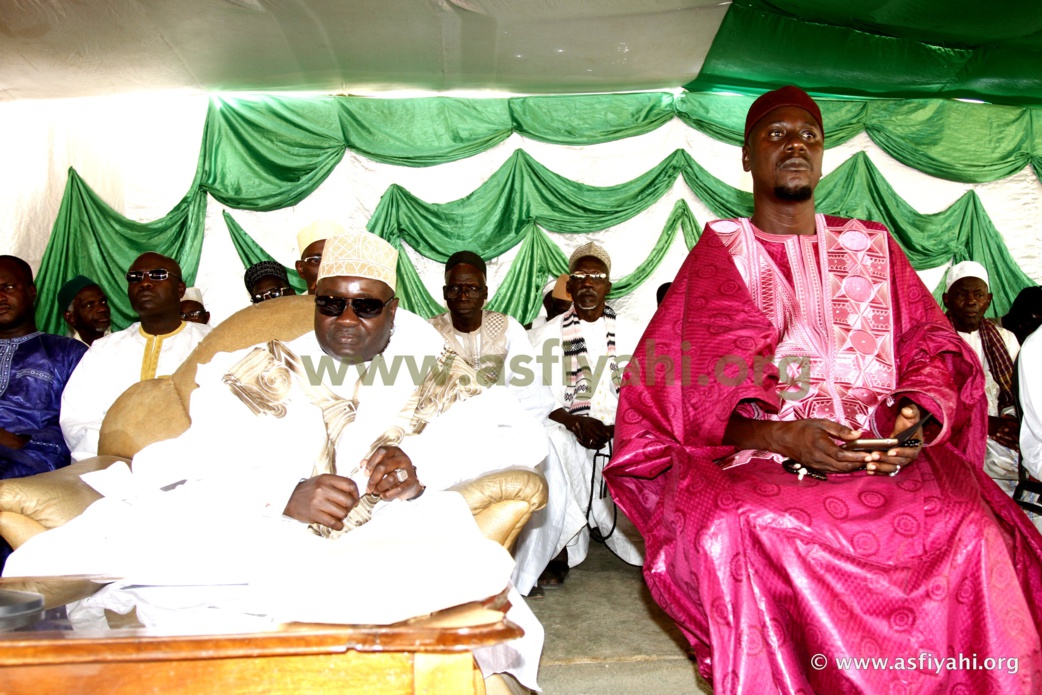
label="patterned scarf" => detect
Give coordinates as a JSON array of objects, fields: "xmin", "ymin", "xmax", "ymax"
[
  {"xmin": 948, "ymin": 313, "xmax": 1016, "ymax": 412},
  {"xmin": 562, "ymin": 305, "xmax": 621, "ymax": 415}
]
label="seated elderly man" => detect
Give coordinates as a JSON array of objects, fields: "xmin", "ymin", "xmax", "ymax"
[
  {"xmin": 58, "ymin": 275, "xmax": 111, "ymax": 346},
  {"xmin": 429, "ymin": 250, "xmax": 556, "ymax": 595},
  {"xmin": 245, "ymin": 261, "xmax": 296, "ymax": 304},
  {"xmin": 606, "ymin": 86, "xmax": 1042, "ymax": 693},
  {"xmin": 60, "ymin": 252, "xmax": 211, "ymax": 461},
  {"xmin": 0, "ymin": 256, "xmax": 87, "ymax": 568},
  {"xmin": 529, "ymin": 243, "xmax": 645, "ymax": 588},
  {"xmin": 8, "ymin": 232, "xmax": 548, "ymax": 691},
  {"xmin": 430, "ymin": 251, "xmax": 541, "ymax": 388},
  {"xmin": 942, "ymin": 261, "xmax": 1025, "ymax": 503},
  {"xmin": 294, "ymin": 220, "xmax": 339, "ymax": 295}
]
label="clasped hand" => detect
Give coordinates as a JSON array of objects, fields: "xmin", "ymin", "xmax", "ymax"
[
  {"xmin": 567, "ymin": 414, "xmax": 613, "ymax": 450},
  {"xmin": 283, "ymin": 445, "xmax": 423, "ymax": 529},
  {"xmin": 770, "ymin": 403, "xmax": 925, "ymax": 476}
]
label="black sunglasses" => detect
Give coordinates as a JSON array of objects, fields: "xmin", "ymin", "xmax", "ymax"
[
  {"xmin": 315, "ymin": 295, "xmax": 396, "ymax": 319},
  {"xmin": 443, "ymin": 284, "xmax": 486, "ymax": 299},
  {"xmin": 126, "ymin": 269, "xmax": 181, "ymax": 283},
  {"xmin": 251, "ymin": 286, "xmax": 292, "ymax": 304}
]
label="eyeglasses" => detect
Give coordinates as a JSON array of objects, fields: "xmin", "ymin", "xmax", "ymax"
[
  {"xmin": 301, "ymin": 255, "xmax": 322, "ymax": 266},
  {"xmin": 125, "ymin": 269, "xmax": 181, "ymax": 283},
  {"xmin": 251, "ymin": 287, "xmax": 292, "ymax": 304},
  {"xmin": 315, "ymin": 295, "xmax": 396, "ymax": 319},
  {"xmin": 569, "ymin": 272, "xmax": 608, "ymax": 283},
  {"xmin": 181, "ymin": 310, "xmax": 208, "ymax": 320},
  {"xmin": 443, "ymin": 284, "xmax": 485, "ymax": 299}
]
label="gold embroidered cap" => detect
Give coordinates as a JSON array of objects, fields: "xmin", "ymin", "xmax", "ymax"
[
  {"xmin": 297, "ymin": 220, "xmax": 346, "ymax": 255},
  {"xmin": 318, "ymin": 232, "xmax": 398, "ymax": 292},
  {"xmin": 569, "ymin": 241, "xmax": 611, "ymax": 275}
]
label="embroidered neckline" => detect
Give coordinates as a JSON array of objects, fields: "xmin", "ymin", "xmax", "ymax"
[
  {"xmin": 0, "ymin": 331, "xmax": 44, "ymax": 396},
  {"xmin": 138, "ymin": 322, "xmax": 187, "ymax": 340},
  {"xmin": 0, "ymin": 331, "xmax": 43, "ymax": 345}
]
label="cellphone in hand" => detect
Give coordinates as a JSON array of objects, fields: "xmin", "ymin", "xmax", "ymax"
[
  {"xmin": 841, "ymin": 438, "xmax": 899, "ymax": 452},
  {"xmin": 841, "ymin": 412, "xmax": 933, "ymax": 453}
]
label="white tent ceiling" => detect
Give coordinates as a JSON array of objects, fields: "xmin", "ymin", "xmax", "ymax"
[{"xmin": 0, "ymin": 0, "xmax": 730, "ymax": 100}]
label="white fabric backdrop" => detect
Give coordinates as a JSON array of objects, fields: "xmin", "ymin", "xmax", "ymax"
[{"xmin": 1, "ymin": 92, "xmax": 1039, "ymax": 332}]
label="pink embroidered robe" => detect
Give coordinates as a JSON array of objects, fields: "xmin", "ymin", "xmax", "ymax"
[{"xmin": 605, "ymin": 215, "xmax": 1042, "ymax": 694}]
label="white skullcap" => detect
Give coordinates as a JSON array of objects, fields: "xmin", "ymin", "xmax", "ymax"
[
  {"xmin": 946, "ymin": 261, "xmax": 989, "ymax": 292},
  {"xmin": 182, "ymin": 287, "xmax": 204, "ymax": 304},
  {"xmin": 318, "ymin": 232, "xmax": 398, "ymax": 292},
  {"xmin": 569, "ymin": 241, "xmax": 611, "ymax": 275},
  {"xmin": 297, "ymin": 220, "xmax": 345, "ymax": 256}
]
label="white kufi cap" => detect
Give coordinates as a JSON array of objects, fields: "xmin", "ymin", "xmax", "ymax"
[
  {"xmin": 297, "ymin": 220, "xmax": 345, "ymax": 255},
  {"xmin": 182, "ymin": 287, "xmax": 204, "ymax": 304},
  {"xmin": 317, "ymin": 232, "xmax": 398, "ymax": 292},
  {"xmin": 945, "ymin": 260, "xmax": 989, "ymax": 292}
]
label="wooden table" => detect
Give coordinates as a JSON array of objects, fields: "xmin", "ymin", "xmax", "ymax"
[{"xmin": 0, "ymin": 577, "xmax": 521, "ymax": 694}]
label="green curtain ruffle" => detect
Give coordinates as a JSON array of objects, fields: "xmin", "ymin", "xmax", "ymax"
[
  {"xmin": 35, "ymin": 94, "xmax": 1039, "ymax": 334},
  {"xmin": 36, "ymin": 170, "xmax": 205, "ymax": 334},
  {"xmin": 223, "ymin": 211, "xmax": 308, "ymax": 296},
  {"xmin": 198, "ymin": 92, "xmax": 1042, "ymax": 198}
]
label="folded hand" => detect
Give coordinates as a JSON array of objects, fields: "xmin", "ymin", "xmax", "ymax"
[{"xmin": 284, "ymin": 474, "xmax": 360, "ymax": 530}]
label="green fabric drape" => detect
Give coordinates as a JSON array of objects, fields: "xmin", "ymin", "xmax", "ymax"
[
  {"xmin": 676, "ymin": 92, "xmax": 1042, "ymax": 184},
  {"xmin": 509, "ymin": 93, "xmax": 676, "ymax": 144},
  {"xmin": 369, "ymin": 149, "xmax": 690, "ymax": 262},
  {"xmin": 36, "ymin": 170, "xmax": 206, "ymax": 334},
  {"xmin": 341, "ymin": 98, "xmax": 511, "ymax": 166},
  {"xmin": 864, "ymin": 101, "xmax": 1042, "ymax": 184},
  {"xmin": 222, "ymin": 212, "xmax": 308, "ymax": 296},
  {"xmin": 484, "ymin": 224, "xmax": 570, "ymax": 323},
  {"xmin": 460, "ymin": 201, "xmax": 701, "ymax": 325},
  {"xmin": 370, "ymin": 148, "xmax": 1032, "ymax": 320},
  {"xmin": 390, "ymin": 239, "xmax": 446, "ymax": 319},
  {"xmin": 36, "ymin": 93, "xmax": 1039, "ymax": 335},
  {"xmin": 199, "ymin": 97, "xmax": 348, "ymax": 211},
  {"xmin": 607, "ymin": 200, "xmax": 701, "ymax": 297},
  {"xmin": 198, "ymin": 92, "xmax": 683, "ymax": 212},
  {"xmin": 688, "ymin": 2, "xmax": 1042, "ymax": 106},
  {"xmin": 675, "ymin": 92, "xmax": 869, "ymax": 149},
  {"xmin": 198, "ymin": 93, "xmax": 1042, "ymax": 195}
]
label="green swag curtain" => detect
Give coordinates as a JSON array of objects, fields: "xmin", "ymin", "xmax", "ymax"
[
  {"xmin": 37, "ymin": 170, "xmax": 206, "ymax": 336},
  {"xmin": 223, "ymin": 212, "xmax": 308, "ymax": 296},
  {"xmin": 36, "ymin": 93, "xmax": 1040, "ymax": 334},
  {"xmin": 368, "ymin": 149, "xmax": 1032, "ymax": 322},
  {"xmin": 199, "ymin": 93, "xmax": 1042, "ymax": 192}
]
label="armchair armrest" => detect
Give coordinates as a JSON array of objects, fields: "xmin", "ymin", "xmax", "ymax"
[
  {"xmin": 0, "ymin": 456, "xmax": 127, "ymax": 550},
  {"xmin": 451, "ymin": 469, "xmax": 548, "ymax": 552}
]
